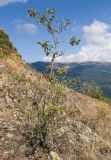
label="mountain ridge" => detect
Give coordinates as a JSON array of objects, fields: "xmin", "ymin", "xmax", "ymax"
[{"xmin": 29, "ymin": 61, "xmax": 111, "ymax": 99}]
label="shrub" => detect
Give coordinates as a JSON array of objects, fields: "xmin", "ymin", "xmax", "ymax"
[
  {"xmin": 82, "ymin": 82, "xmax": 108, "ymax": 101},
  {"xmin": 0, "ymin": 29, "xmax": 16, "ymax": 57},
  {"xmin": 24, "ymin": 82, "xmax": 66, "ymax": 155}
]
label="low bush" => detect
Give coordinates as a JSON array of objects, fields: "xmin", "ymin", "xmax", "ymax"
[{"xmin": 0, "ymin": 29, "xmax": 16, "ymax": 57}]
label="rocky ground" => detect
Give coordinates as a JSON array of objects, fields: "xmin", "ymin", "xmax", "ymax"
[{"xmin": 0, "ymin": 30, "xmax": 111, "ymax": 160}]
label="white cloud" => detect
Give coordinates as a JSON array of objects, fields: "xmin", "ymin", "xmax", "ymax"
[
  {"xmin": 43, "ymin": 20, "xmax": 111, "ymax": 63},
  {"xmin": 15, "ymin": 20, "xmax": 38, "ymax": 35},
  {"xmin": 0, "ymin": 0, "xmax": 27, "ymax": 6}
]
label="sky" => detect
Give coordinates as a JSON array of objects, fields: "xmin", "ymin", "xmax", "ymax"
[{"xmin": 0, "ymin": 0, "xmax": 111, "ymax": 63}]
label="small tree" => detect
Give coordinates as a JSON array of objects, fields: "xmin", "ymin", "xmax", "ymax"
[
  {"xmin": 26, "ymin": 8, "xmax": 80, "ymax": 155},
  {"xmin": 28, "ymin": 8, "xmax": 80, "ymax": 78}
]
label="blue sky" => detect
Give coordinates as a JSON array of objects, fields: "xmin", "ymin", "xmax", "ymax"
[{"xmin": 0, "ymin": 0, "xmax": 111, "ymax": 62}]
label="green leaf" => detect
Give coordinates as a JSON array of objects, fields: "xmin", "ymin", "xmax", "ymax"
[
  {"xmin": 70, "ymin": 36, "xmax": 80, "ymax": 46},
  {"xmin": 28, "ymin": 8, "xmax": 38, "ymax": 18}
]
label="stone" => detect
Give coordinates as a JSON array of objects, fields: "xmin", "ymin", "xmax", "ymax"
[
  {"xmin": 6, "ymin": 133, "xmax": 14, "ymax": 139},
  {"xmin": 50, "ymin": 151, "xmax": 62, "ymax": 160}
]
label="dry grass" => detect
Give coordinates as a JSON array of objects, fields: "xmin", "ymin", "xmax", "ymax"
[
  {"xmin": 81, "ymin": 151, "xmax": 97, "ymax": 160},
  {"xmin": 1, "ymin": 50, "xmax": 111, "ymax": 160}
]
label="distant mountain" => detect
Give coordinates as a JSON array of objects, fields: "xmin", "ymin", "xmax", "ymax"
[{"xmin": 30, "ymin": 61, "xmax": 111, "ymax": 99}]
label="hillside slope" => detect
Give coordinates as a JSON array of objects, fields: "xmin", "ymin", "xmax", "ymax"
[{"xmin": 0, "ymin": 30, "xmax": 111, "ymax": 160}]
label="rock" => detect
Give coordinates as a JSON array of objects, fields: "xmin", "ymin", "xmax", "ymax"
[
  {"xmin": 50, "ymin": 151, "xmax": 62, "ymax": 160},
  {"xmin": 6, "ymin": 133, "xmax": 14, "ymax": 139},
  {"xmin": 19, "ymin": 145, "xmax": 27, "ymax": 154},
  {"xmin": 5, "ymin": 95, "xmax": 12, "ymax": 104},
  {"xmin": 3, "ymin": 151, "xmax": 9, "ymax": 160}
]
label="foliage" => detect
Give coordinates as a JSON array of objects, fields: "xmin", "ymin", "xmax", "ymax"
[
  {"xmin": 82, "ymin": 82, "xmax": 109, "ymax": 102},
  {"xmin": 24, "ymin": 82, "xmax": 66, "ymax": 155},
  {"xmin": 28, "ymin": 8, "xmax": 80, "ymax": 76},
  {"xmin": 0, "ymin": 29, "xmax": 16, "ymax": 57}
]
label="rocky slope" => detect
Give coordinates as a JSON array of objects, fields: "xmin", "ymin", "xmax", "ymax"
[{"xmin": 0, "ymin": 30, "xmax": 111, "ymax": 160}]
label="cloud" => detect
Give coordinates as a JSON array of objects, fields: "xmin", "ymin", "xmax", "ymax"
[
  {"xmin": 43, "ymin": 20, "xmax": 111, "ymax": 63},
  {"xmin": 15, "ymin": 20, "xmax": 38, "ymax": 35},
  {"xmin": 0, "ymin": 0, "xmax": 27, "ymax": 6}
]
